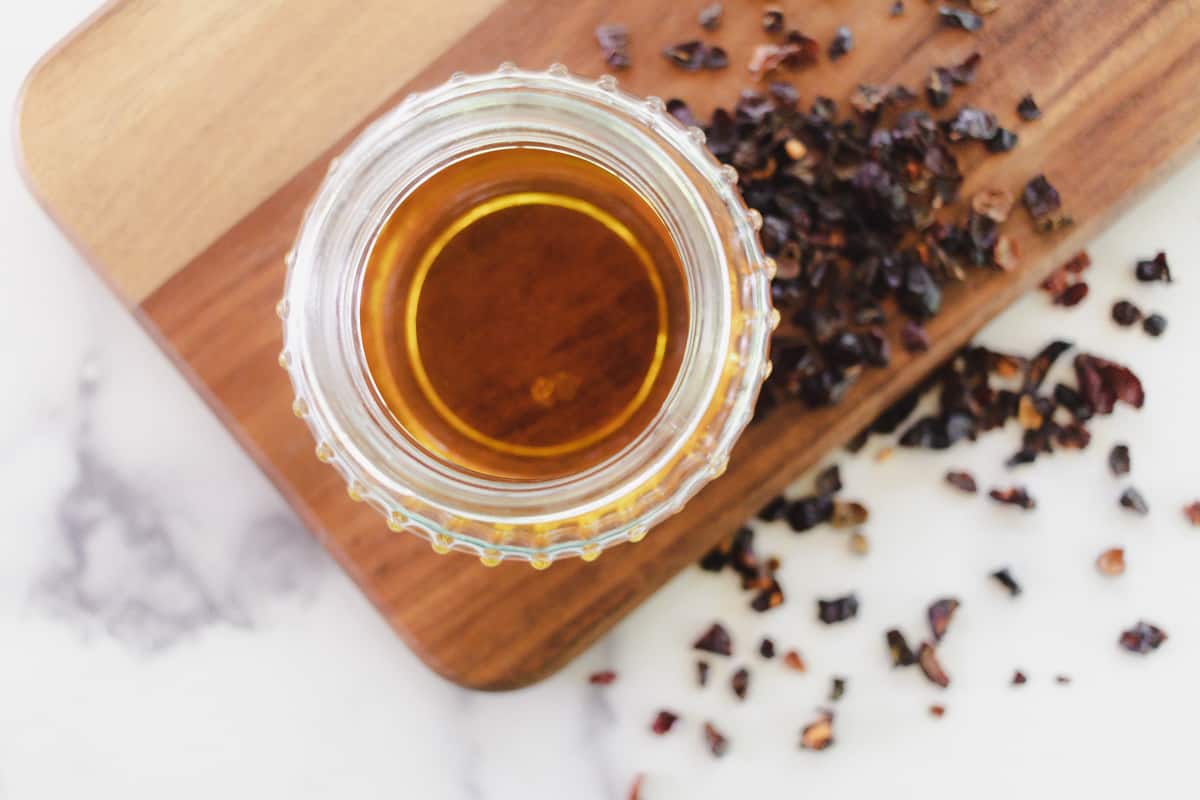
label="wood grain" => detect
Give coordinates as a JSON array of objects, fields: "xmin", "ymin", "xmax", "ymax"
[
  {"xmin": 19, "ymin": 0, "xmax": 1200, "ymax": 689},
  {"xmin": 16, "ymin": 0, "xmax": 504, "ymax": 303}
]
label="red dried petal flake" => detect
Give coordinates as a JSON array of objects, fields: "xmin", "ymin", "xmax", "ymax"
[
  {"xmin": 703, "ymin": 721, "xmax": 729, "ymax": 757},
  {"xmin": 589, "ymin": 670, "xmax": 617, "ymax": 685},
  {"xmin": 651, "ymin": 710, "xmax": 679, "ymax": 735},
  {"xmin": 918, "ymin": 642, "xmax": 951, "ymax": 688},
  {"xmin": 693, "ymin": 623, "xmax": 733, "ymax": 656}
]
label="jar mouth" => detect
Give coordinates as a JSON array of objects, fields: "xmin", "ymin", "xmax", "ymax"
[{"xmin": 281, "ymin": 64, "xmax": 773, "ymax": 563}]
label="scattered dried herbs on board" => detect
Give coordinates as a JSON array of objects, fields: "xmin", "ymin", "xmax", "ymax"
[
  {"xmin": 698, "ymin": 3, "xmax": 723, "ymax": 31},
  {"xmin": 1109, "ymin": 444, "xmax": 1131, "ymax": 476},
  {"xmin": 694, "ymin": 623, "xmax": 734, "ymax": 656},
  {"xmin": 731, "ymin": 667, "xmax": 750, "ymax": 700},
  {"xmin": 1017, "ymin": 94, "xmax": 1042, "ymax": 121},
  {"xmin": 800, "ymin": 711, "xmax": 835, "ymax": 750},
  {"xmin": 1023, "ymin": 174, "xmax": 1062, "ymax": 218},
  {"xmin": 595, "ymin": 25, "xmax": 631, "ymax": 69},
  {"xmin": 652, "ymin": 710, "xmax": 680, "ymax": 735},
  {"xmin": 1119, "ymin": 621, "xmax": 1168, "ymax": 654},
  {"xmin": 939, "ymin": 6, "xmax": 983, "ymax": 31},
  {"xmin": 928, "ymin": 598, "xmax": 961, "ymax": 641},
  {"xmin": 990, "ymin": 487, "xmax": 1036, "ymax": 510},
  {"xmin": 991, "ymin": 568, "xmax": 1022, "ymax": 596},
  {"xmin": 828, "ymin": 26, "xmax": 853, "ymax": 60},
  {"xmin": 1143, "ymin": 313, "xmax": 1167, "ymax": 337},
  {"xmin": 819, "ymin": 594, "xmax": 860, "ymax": 624},
  {"xmin": 1120, "ymin": 487, "xmax": 1150, "ymax": 516},
  {"xmin": 918, "ymin": 642, "xmax": 951, "ymax": 688},
  {"xmin": 886, "ymin": 629, "xmax": 918, "ymax": 667},
  {"xmin": 1096, "ymin": 548, "xmax": 1126, "ymax": 576},
  {"xmin": 589, "ymin": 670, "xmax": 617, "ymax": 685},
  {"xmin": 664, "ymin": 40, "xmax": 707, "ymax": 71},
  {"xmin": 703, "ymin": 722, "xmax": 729, "ymax": 757}
]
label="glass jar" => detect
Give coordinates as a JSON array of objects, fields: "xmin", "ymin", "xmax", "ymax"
[{"xmin": 278, "ymin": 64, "xmax": 774, "ymax": 567}]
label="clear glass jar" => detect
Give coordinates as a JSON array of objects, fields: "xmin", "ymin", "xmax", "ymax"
[{"xmin": 278, "ymin": 64, "xmax": 774, "ymax": 567}]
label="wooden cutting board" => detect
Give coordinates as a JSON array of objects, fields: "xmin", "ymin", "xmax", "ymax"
[{"xmin": 18, "ymin": 0, "xmax": 1200, "ymax": 689}]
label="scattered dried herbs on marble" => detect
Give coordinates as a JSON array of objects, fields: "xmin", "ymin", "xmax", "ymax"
[
  {"xmin": 928, "ymin": 598, "xmax": 961, "ymax": 641},
  {"xmin": 800, "ymin": 711, "xmax": 835, "ymax": 750},
  {"xmin": 595, "ymin": 24, "xmax": 631, "ymax": 69},
  {"xmin": 1112, "ymin": 300, "xmax": 1142, "ymax": 327},
  {"xmin": 703, "ymin": 721, "xmax": 730, "ymax": 757},
  {"xmin": 819, "ymin": 594, "xmax": 860, "ymax": 624},
  {"xmin": 694, "ymin": 623, "xmax": 734, "ymax": 656},
  {"xmin": 1109, "ymin": 444, "xmax": 1131, "ymax": 476},
  {"xmin": 990, "ymin": 487, "xmax": 1036, "ymax": 510},
  {"xmin": 990, "ymin": 568, "xmax": 1021, "ymax": 597},
  {"xmin": 1119, "ymin": 621, "xmax": 1167, "ymax": 654},
  {"xmin": 652, "ymin": 710, "xmax": 680, "ymax": 735},
  {"xmin": 1120, "ymin": 487, "xmax": 1150, "ymax": 516},
  {"xmin": 731, "ymin": 667, "xmax": 750, "ymax": 700},
  {"xmin": 887, "ymin": 629, "xmax": 918, "ymax": 667},
  {"xmin": 1142, "ymin": 313, "xmax": 1167, "ymax": 337},
  {"xmin": 589, "ymin": 670, "xmax": 617, "ymax": 685},
  {"xmin": 1096, "ymin": 548, "xmax": 1126, "ymax": 576},
  {"xmin": 918, "ymin": 642, "xmax": 951, "ymax": 688},
  {"xmin": 1017, "ymin": 94, "xmax": 1042, "ymax": 121},
  {"xmin": 1135, "ymin": 252, "xmax": 1172, "ymax": 283}
]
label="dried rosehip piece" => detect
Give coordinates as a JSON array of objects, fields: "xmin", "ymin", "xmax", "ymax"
[
  {"xmin": 731, "ymin": 667, "xmax": 750, "ymax": 700},
  {"xmin": 990, "ymin": 486, "xmax": 1036, "ymax": 510},
  {"xmin": 652, "ymin": 710, "xmax": 679, "ymax": 735},
  {"xmin": 595, "ymin": 25, "xmax": 631, "ymax": 69},
  {"xmin": 945, "ymin": 470, "xmax": 978, "ymax": 493},
  {"xmin": 800, "ymin": 711, "xmax": 835, "ymax": 750},
  {"xmin": 1074, "ymin": 353, "xmax": 1145, "ymax": 413},
  {"xmin": 759, "ymin": 637, "xmax": 776, "ymax": 659},
  {"xmin": 818, "ymin": 594, "xmax": 860, "ymax": 624},
  {"xmin": 1111, "ymin": 300, "xmax": 1142, "ymax": 327},
  {"xmin": 1011, "ymin": 670, "xmax": 1028, "ymax": 685},
  {"xmin": 991, "ymin": 568, "xmax": 1021, "ymax": 596},
  {"xmin": 1143, "ymin": 313, "xmax": 1167, "ymax": 337},
  {"xmin": 829, "ymin": 26, "xmax": 853, "ymax": 60},
  {"xmin": 1135, "ymin": 252, "xmax": 1172, "ymax": 283},
  {"xmin": 698, "ymin": 3, "xmax": 723, "ymax": 30},
  {"xmin": 918, "ymin": 642, "xmax": 951, "ymax": 688},
  {"xmin": 1120, "ymin": 488, "xmax": 1149, "ymax": 515},
  {"xmin": 694, "ymin": 623, "xmax": 733, "ymax": 656},
  {"xmin": 1109, "ymin": 444, "xmax": 1131, "ymax": 476},
  {"xmin": 939, "ymin": 6, "xmax": 984, "ymax": 31},
  {"xmin": 1185, "ymin": 502, "xmax": 1200, "ymax": 526},
  {"xmin": 1023, "ymin": 174, "xmax": 1062, "ymax": 218},
  {"xmin": 590, "ymin": 670, "xmax": 617, "ymax": 685},
  {"xmin": 1017, "ymin": 93, "xmax": 1042, "ymax": 120},
  {"xmin": 703, "ymin": 721, "xmax": 729, "ymax": 757},
  {"xmin": 783, "ymin": 649, "xmax": 806, "ymax": 672},
  {"xmin": 887, "ymin": 629, "xmax": 918, "ymax": 667},
  {"xmin": 1119, "ymin": 621, "xmax": 1167, "ymax": 654},
  {"xmin": 1097, "ymin": 547, "xmax": 1126, "ymax": 576},
  {"xmin": 928, "ymin": 598, "xmax": 961, "ymax": 641},
  {"xmin": 1055, "ymin": 282, "xmax": 1088, "ymax": 307},
  {"xmin": 930, "ymin": 704, "xmax": 947, "ymax": 718}
]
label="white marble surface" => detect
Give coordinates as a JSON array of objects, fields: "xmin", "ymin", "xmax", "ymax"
[{"xmin": 5, "ymin": 4, "xmax": 1200, "ymax": 798}]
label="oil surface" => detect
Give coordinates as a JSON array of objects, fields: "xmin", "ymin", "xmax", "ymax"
[{"xmin": 360, "ymin": 148, "xmax": 689, "ymax": 480}]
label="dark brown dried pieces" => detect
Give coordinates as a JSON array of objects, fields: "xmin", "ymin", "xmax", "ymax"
[{"xmin": 1119, "ymin": 621, "xmax": 1167, "ymax": 654}]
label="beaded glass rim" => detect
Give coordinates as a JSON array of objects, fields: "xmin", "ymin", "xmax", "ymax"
[{"xmin": 278, "ymin": 63, "xmax": 775, "ymax": 568}]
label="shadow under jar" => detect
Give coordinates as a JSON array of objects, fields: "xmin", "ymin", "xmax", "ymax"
[{"xmin": 280, "ymin": 64, "xmax": 773, "ymax": 567}]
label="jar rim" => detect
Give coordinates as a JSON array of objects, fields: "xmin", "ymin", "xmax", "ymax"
[{"xmin": 280, "ymin": 64, "xmax": 773, "ymax": 565}]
